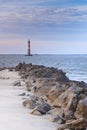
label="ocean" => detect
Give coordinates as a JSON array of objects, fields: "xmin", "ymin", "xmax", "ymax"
[{"xmin": 0, "ymin": 54, "xmax": 87, "ymax": 83}]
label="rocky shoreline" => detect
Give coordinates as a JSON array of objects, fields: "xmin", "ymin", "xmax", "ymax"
[{"xmin": 13, "ymin": 63, "xmax": 87, "ymax": 130}]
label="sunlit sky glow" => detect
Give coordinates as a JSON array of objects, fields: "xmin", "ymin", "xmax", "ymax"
[{"xmin": 0, "ymin": 0, "xmax": 87, "ymax": 54}]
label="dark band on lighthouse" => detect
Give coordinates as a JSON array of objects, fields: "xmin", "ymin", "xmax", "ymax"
[{"xmin": 28, "ymin": 40, "xmax": 30, "ymax": 56}]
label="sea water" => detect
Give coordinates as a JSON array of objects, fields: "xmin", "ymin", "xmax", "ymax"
[{"xmin": 0, "ymin": 54, "xmax": 87, "ymax": 83}]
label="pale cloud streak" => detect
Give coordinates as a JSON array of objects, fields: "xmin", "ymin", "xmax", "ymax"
[
  {"xmin": 0, "ymin": 3, "xmax": 87, "ymax": 28},
  {"xmin": 0, "ymin": 1, "xmax": 87, "ymax": 42}
]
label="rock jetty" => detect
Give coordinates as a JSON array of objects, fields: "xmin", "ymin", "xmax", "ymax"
[{"xmin": 15, "ymin": 63, "xmax": 87, "ymax": 130}]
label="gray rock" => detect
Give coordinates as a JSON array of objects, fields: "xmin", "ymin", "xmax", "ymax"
[
  {"xmin": 37, "ymin": 102, "xmax": 51, "ymax": 114},
  {"xmin": 23, "ymin": 99, "xmax": 37, "ymax": 109},
  {"xmin": 13, "ymin": 81, "xmax": 21, "ymax": 86},
  {"xmin": 75, "ymin": 97, "xmax": 87, "ymax": 119},
  {"xmin": 18, "ymin": 93, "xmax": 26, "ymax": 96},
  {"xmin": 26, "ymin": 81, "xmax": 33, "ymax": 91},
  {"xmin": 31, "ymin": 86, "xmax": 37, "ymax": 92},
  {"xmin": 51, "ymin": 115, "xmax": 64, "ymax": 124}
]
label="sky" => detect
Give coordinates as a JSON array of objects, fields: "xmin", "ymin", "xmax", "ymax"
[{"xmin": 0, "ymin": 0, "xmax": 87, "ymax": 54}]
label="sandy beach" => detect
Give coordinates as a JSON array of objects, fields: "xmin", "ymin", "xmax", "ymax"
[{"xmin": 0, "ymin": 69, "xmax": 57, "ymax": 130}]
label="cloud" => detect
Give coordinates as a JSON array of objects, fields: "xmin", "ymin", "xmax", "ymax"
[
  {"xmin": 1, "ymin": 6, "xmax": 87, "ymax": 24},
  {"xmin": 0, "ymin": 1, "xmax": 87, "ymax": 36}
]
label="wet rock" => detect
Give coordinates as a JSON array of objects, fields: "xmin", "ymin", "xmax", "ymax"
[
  {"xmin": 14, "ymin": 63, "xmax": 87, "ymax": 129},
  {"xmin": 26, "ymin": 81, "xmax": 33, "ymax": 91},
  {"xmin": 34, "ymin": 78, "xmax": 59, "ymax": 97},
  {"xmin": 23, "ymin": 99, "xmax": 37, "ymax": 109},
  {"xmin": 15, "ymin": 63, "xmax": 69, "ymax": 82},
  {"xmin": 30, "ymin": 101, "xmax": 51, "ymax": 115},
  {"xmin": 9, "ymin": 67, "xmax": 14, "ymax": 71},
  {"xmin": 15, "ymin": 63, "xmax": 23, "ymax": 71},
  {"xmin": 75, "ymin": 97, "xmax": 87, "ymax": 119},
  {"xmin": 21, "ymin": 74, "xmax": 29, "ymax": 79},
  {"xmin": 64, "ymin": 110, "xmax": 75, "ymax": 120},
  {"xmin": 13, "ymin": 81, "xmax": 21, "ymax": 86},
  {"xmin": 46, "ymin": 83, "xmax": 68, "ymax": 104},
  {"xmin": 37, "ymin": 102, "xmax": 51, "ymax": 114},
  {"xmin": 50, "ymin": 115, "xmax": 65, "ymax": 124},
  {"xmin": 31, "ymin": 86, "xmax": 37, "ymax": 93},
  {"xmin": 18, "ymin": 92, "xmax": 26, "ymax": 96},
  {"xmin": 79, "ymin": 94, "xmax": 86, "ymax": 100},
  {"xmin": 52, "ymin": 87, "xmax": 78, "ymax": 111},
  {"xmin": 48, "ymin": 108, "xmax": 64, "ymax": 117},
  {"xmin": 57, "ymin": 118, "xmax": 87, "ymax": 130},
  {"xmin": 30, "ymin": 108, "xmax": 42, "ymax": 116}
]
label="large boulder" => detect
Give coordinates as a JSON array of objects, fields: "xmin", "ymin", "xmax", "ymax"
[
  {"xmin": 34, "ymin": 78, "xmax": 57, "ymax": 97},
  {"xmin": 75, "ymin": 97, "xmax": 87, "ymax": 119},
  {"xmin": 26, "ymin": 81, "xmax": 33, "ymax": 91},
  {"xmin": 57, "ymin": 118, "xmax": 87, "ymax": 130},
  {"xmin": 23, "ymin": 94, "xmax": 37, "ymax": 109},
  {"xmin": 49, "ymin": 86, "xmax": 81, "ymax": 120},
  {"xmin": 37, "ymin": 102, "xmax": 51, "ymax": 114},
  {"xmin": 52, "ymin": 86, "xmax": 78, "ymax": 111},
  {"xmin": 49, "ymin": 108, "xmax": 65, "ymax": 124},
  {"xmin": 50, "ymin": 115, "xmax": 64, "ymax": 124},
  {"xmin": 30, "ymin": 102, "xmax": 51, "ymax": 115},
  {"xmin": 46, "ymin": 83, "xmax": 70, "ymax": 104},
  {"xmin": 23, "ymin": 99, "xmax": 37, "ymax": 109},
  {"xmin": 15, "ymin": 63, "xmax": 24, "ymax": 71}
]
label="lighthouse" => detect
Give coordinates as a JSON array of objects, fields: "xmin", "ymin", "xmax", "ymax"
[{"xmin": 27, "ymin": 40, "xmax": 31, "ymax": 56}]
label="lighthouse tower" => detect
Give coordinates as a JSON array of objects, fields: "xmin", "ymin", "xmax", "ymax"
[{"xmin": 28, "ymin": 40, "xmax": 30, "ymax": 56}]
